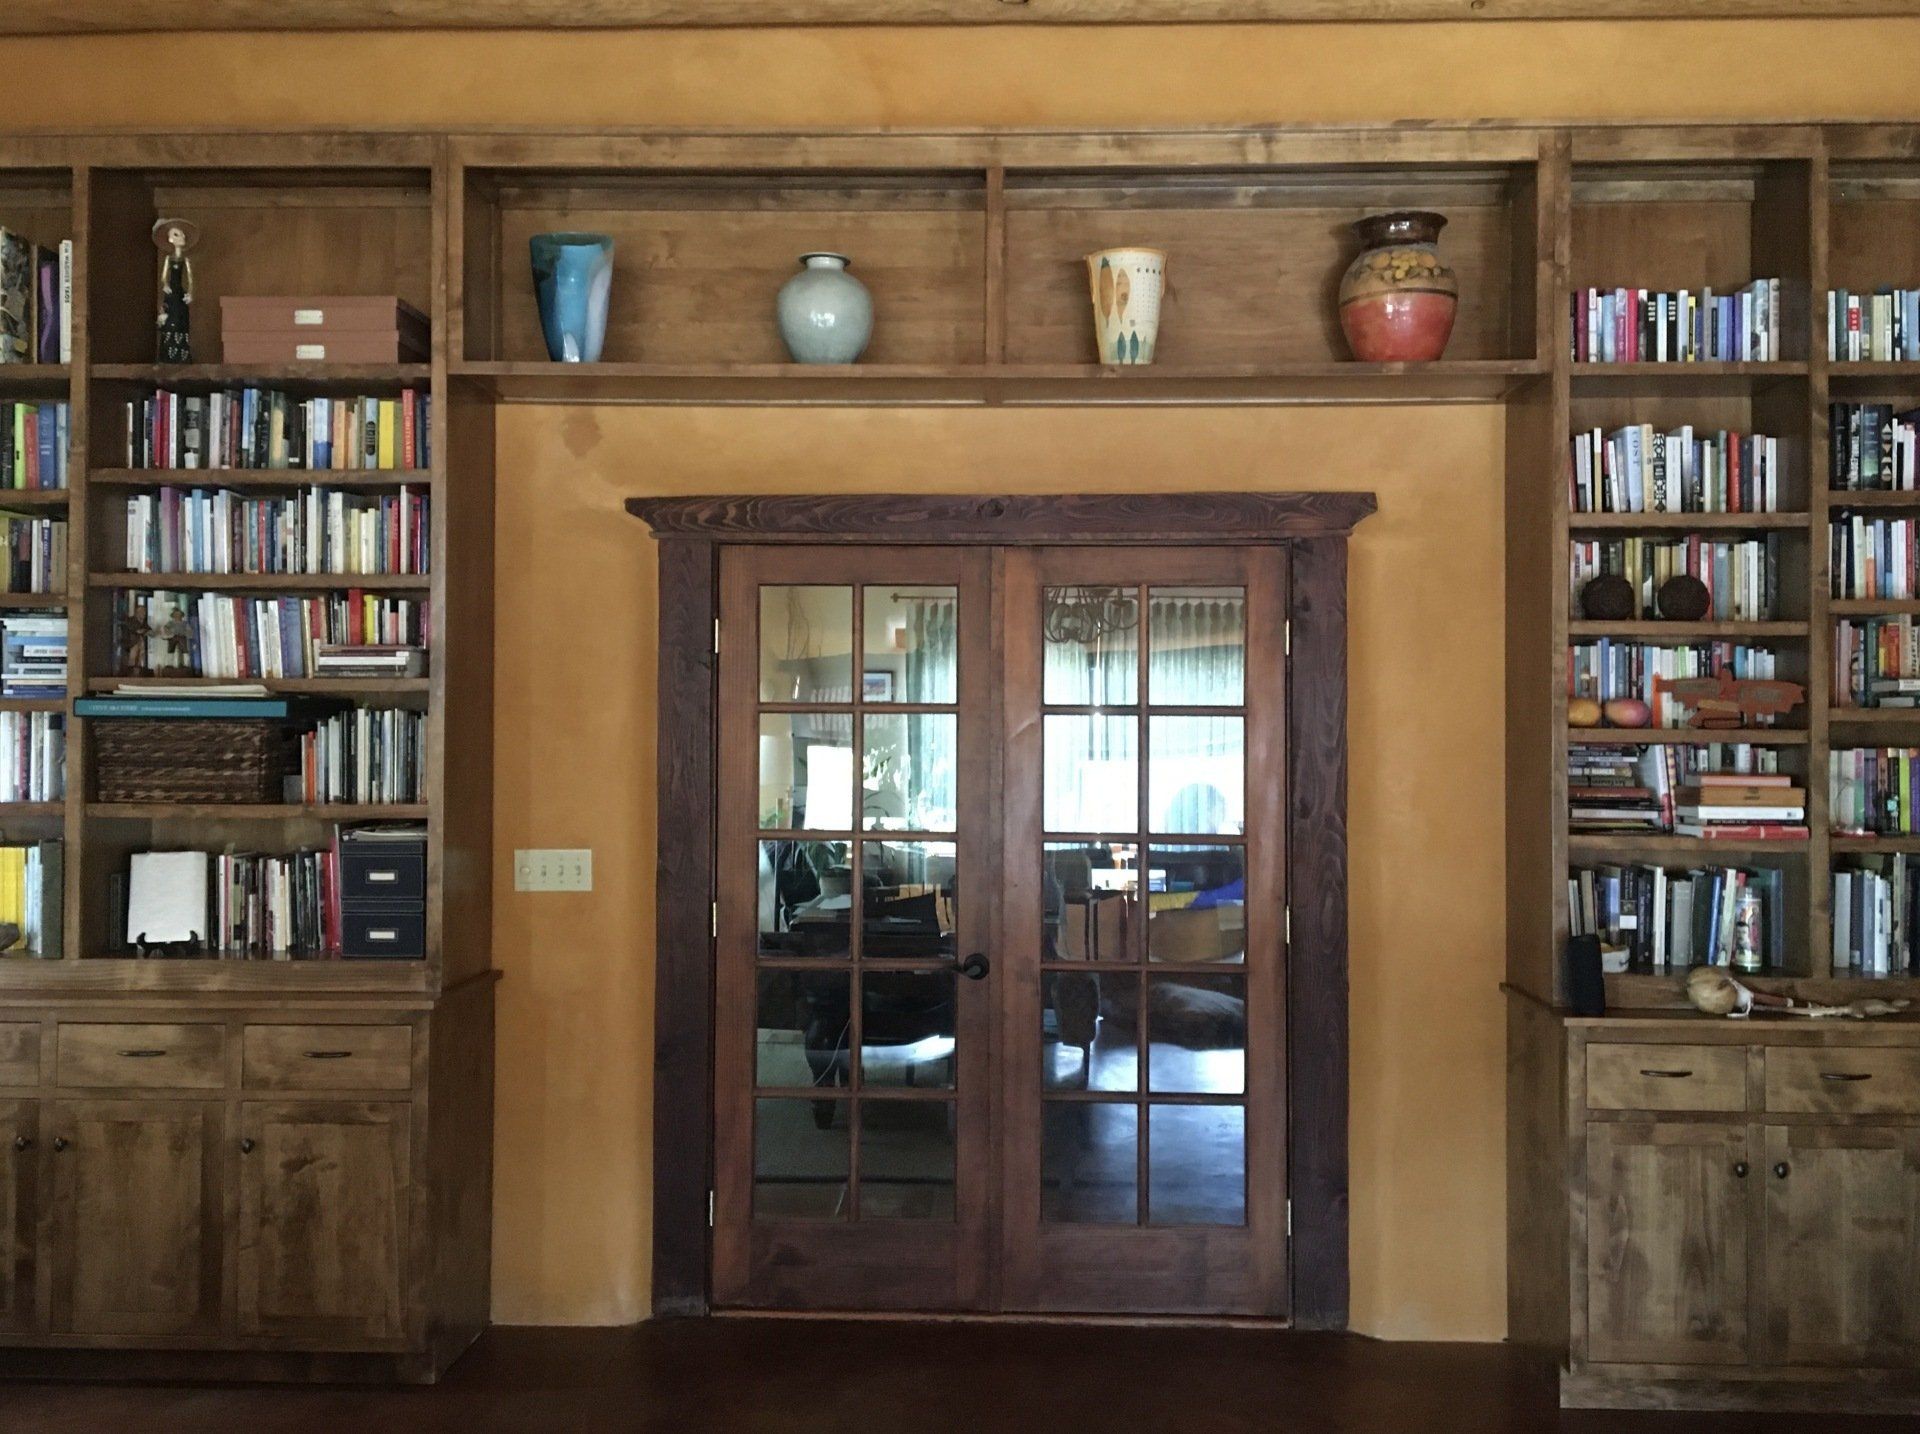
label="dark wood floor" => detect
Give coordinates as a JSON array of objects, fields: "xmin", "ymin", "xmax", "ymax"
[{"xmin": 5, "ymin": 1322, "xmax": 1919, "ymax": 1432}]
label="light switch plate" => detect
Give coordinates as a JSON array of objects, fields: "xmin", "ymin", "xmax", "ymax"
[{"xmin": 515, "ymin": 848, "xmax": 593, "ymax": 892}]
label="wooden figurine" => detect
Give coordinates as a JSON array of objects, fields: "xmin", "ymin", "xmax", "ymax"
[{"xmin": 153, "ymin": 217, "xmax": 199, "ymax": 364}]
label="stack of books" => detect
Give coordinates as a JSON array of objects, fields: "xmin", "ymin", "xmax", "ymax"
[
  {"xmin": 111, "ymin": 589, "xmax": 429, "ymax": 680},
  {"xmin": 1570, "ymin": 534, "xmax": 1779, "ymax": 621},
  {"xmin": 123, "ymin": 484, "xmax": 429, "ymax": 577},
  {"xmin": 1831, "ymin": 403, "xmax": 1918, "ymax": 491},
  {"xmin": 1569, "ymin": 640, "xmax": 1784, "ymax": 728},
  {"xmin": 1, "ymin": 615, "xmax": 65, "ymax": 698},
  {"xmin": 0, "ymin": 230, "xmax": 71, "ymax": 365},
  {"xmin": 1568, "ymin": 746, "xmax": 1669, "ymax": 833},
  {"xmin": 1835, "ymin": 617, "xmax": 1920, "ymax": 709},
  {"xmin": 1673, "ymin": 772, "xmax": 1807, "ymax": 841},
  {"xmin": 313, "ymin": 643, "xmax": 426, "ymax": 679},
  {"xmin": 1829, "ymin": 287, "xmax": 1920, "ymax": 362},
  {"xmin": 0, "ymin": 840, "xmax": 60, "ymax": 957},
  {"xmin": 124, "ymin": 388, "xmax": 428, "ymax": 471},
  {"xmin": 111, "ymin": 846, "xmax": 338, "ymax": 959},
  {"xmin": 0, "ymin": 711, "xmax": 63, "ymax": 802},
  {"xmin": 1567, "ymin": 426, "xmax": 1781, "ymax": 514},
  {"xmin": 1833, "ymin": 857, "xmax": 1917, "ymax": 977},
  {"xmin": 1570, "ymin": 861, "xmax": 1785, "ymax": 973},
  {"xmin": 1831, "ymin": 747, "xmax": 1920, "ymax": 836},
  {"xmin": 0, "ymin": 512, "xmax": 64, "ymax": 594},
  {"xmin": 1571, "ymin": 279, "xmax": 1783, "ymax": 363},
  {"xmin": 2, "ymin": 402, "xmax": 70, "ymax": 490}
]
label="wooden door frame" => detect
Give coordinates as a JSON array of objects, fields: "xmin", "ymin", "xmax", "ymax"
[{"xmin": 627, "ymin": 490, "xmax": 1375, "ymax": 1328}]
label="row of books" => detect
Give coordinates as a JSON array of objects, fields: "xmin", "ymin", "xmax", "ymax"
[
  {"xmin": 0, "ymin": 514, "xmax": 64, "ymax": 595},
  {"xmin": 113, "ymin": 590, "xmax": 430, "ymax": 680},
  {"xmin": 1829, "ymin": 288, "xmax": 1920, "ymax": 363},
  {"xmin": 0, "ymin": 232, "xmax": 71, "ymax": 365},
  {"xmin": 1570, "ymin": 861, "xmax": 1786, "ymax": 973},
  {"xmin": 1833, "ymin": 514, "xmax": 1920, "ymax": 601},
  {"xmin": 1569, "ymin": 641, "xmax": 1786, "ymax": 728},
  {"xmin": 1570, "ymin": 280, "xmax": 1783, "ymax": 364},
  {"xmin": 1835, "ymin": 617, "xmax": 1920, "ymax": 708},
  {"xmin": 1831, "ymin": 404, "xmax": 1918, "ymax": 491},
  {"xmin": 115, "ymin": 846, "xmax": 338, "ymax": 958},
  {"xmin": 1832, "ymin": 748, "xmax": 1920, "ymax": 836},
  {"xmin": 125, "ymin": 389, "xmax": 429, "ymax": 472},
  {"xmin": 298, "ymin": 707, "xmax": 426, "ymax": 805},
  {"xmin": 1834, "ymin": 858, "xmax": 1918, "ymax": 978},
  {"xmin": 1567, "ymin": 427, "xmax": 1781, "ymax": 515},
  {"xmin": 1571, "ymin": 534, "xmax": 1780, "ymax": 622},
  {"xmin": 0, "ymin": 842, "xmax": 61, "ymax": 958},
  {"xmin": 1569, "ymin": 744, "xmax": 1805, "ymax": 838},
  {"xmin": 0, "ymin": 712, "xmax": 63, "ymax": 803},
  {"xmin": 123, "ymin": 485, "xmax": 430, "ymax": 578},
  {"xmin": 2, "ymin": 402, "xmax": 69, "ymax": 490},
  {"xmin": 2, "ymin": 615, "xmax": 64, "ymax": 699}
]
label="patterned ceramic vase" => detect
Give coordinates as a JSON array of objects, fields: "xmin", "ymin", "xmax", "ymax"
[
  {"xmin": 1336, "ymin": 211, "xmax": 1458, "ymax": 363},
  {"xmin": 1086, "ymin": 248, "xmax": 1165, "ymax": 365},
  {"xmin": 777, "ymin": 253, "xmax": 873, "ymax": 364},
  {"xmin": 530, "ymin": 232, "xmax": 614, "ymax": 363}
]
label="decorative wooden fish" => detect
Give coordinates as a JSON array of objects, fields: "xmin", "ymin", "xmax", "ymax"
[{"xmin": 1651, "ymin": 666, "xmax": 1805, "ymax": 729}]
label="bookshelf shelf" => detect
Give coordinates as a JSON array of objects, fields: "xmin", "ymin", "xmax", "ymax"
[
  {"xmin": 0, "ymin": 364, "xmax": 70, "ymax": 393},
  {"xmin": 90, "ymin": 468, "xmax": 432, "ymax": 490},
  {"xmin": 1828, "ymin": 708, "xmax": 1920, "ymax": 726},
  {"xmin": 86, "ymin": 802, "xmax": 430, "ymax": 820},
  {"xmin": 93, "ymin": 362, "xmax": 431, "ymax": 390},
  {"xmin": 0, "ymin": 699, "xmax": 63, "ymax": 713},
  {"xmin": 1567, "ymin": 833, "xmax": 1811, "ymax": 859},
  {"xmin": 1567, "ymin": 727, "xmax": 1809, "ymax": 745},
  {"xmin": 0, "ymin": 593, "xmax": 67, "ymax": 609},
  {"xmin": 0, "ymin": 803, "xmax": 64, "ymax": 818},
  {"xmin": 1832, "ymin": 835, "xmax": 1920, "ymax": 853},
  {"xmin": 1826, "ymin": 490, "xmax": 1920, "ymax": 509},
  {"xmin": 1829, "ymin": 361, "xmax": 1920, "ymax": 380},
  {"xmin": 0, "ymin": 491, "xmax": 70, "ymax": 508},
  {"xmin": 1828, "ymin": 598, "xmax": 1920, "ymax": 616},
  {"xmin": 86, "ymin": 676, "xmax": 428, "ymax": 697},
  {"xmin": 87, "ymin": 571, "xmax": 431, "ymax": 592},
  {"xmin": 0, "ymin": 957, "xmax": 434, "ymax": 995},
  {"xmin": 1566, "ymin": 620, "xmax": 1806, "ymax": 639},
  {"xmin": 1567, "ymin": 511, "xmax": 1808, "ymax": 531}
]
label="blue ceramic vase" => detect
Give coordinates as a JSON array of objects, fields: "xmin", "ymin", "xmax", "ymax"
[
  {"xmin": 530, "ymin": 232, "xmax": 614, "ymax": 363},
  {"xmin": 776, "ymin": 253, "xmax": 872, "ymax": 364}
]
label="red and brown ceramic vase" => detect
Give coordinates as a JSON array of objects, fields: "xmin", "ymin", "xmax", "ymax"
[{"xmin": 1337, "ymin": 210, "xmax": 1459, "ymax": 362}]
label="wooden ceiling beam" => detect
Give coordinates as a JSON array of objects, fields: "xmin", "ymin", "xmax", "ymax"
[{"xmin": 6, "ymin": 0, "xmax": 1920, "ymax": 33}]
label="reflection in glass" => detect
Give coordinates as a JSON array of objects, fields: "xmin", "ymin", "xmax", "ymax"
[
  {"xmin": 1042, "ymin": 972, "xmax": 1139, "ymax": 1093},
  {"xmin": 758, "ymin": 839, "xmax": 852, "ymax": 958},
  {"xmin": 760, "ymin": 586, "xmax": 853, "ymax": 703},
  {"xmin": 1146, "ymin": 974, "xmax": 1246, "ymax": 1095},
  {"xmin": 1042, "ymin": 1101, "xmax": 1138, "ymax": 1224},
  {"xmin": 755, "ymin": 1097, "xmax": 850, "ymax": 1219},
  {"xmin": 756, "ymin": 969, "xmax": 852, "ymax": 1089},
  {"xmin": 862, "ymin": 841, "xmax": 957, "ymax": 960},
  {"xmin": 860, "ymin": 1101, "xmax": 957, "ymax": 1220},
  {"xmin": 860, "ymin": 972, "xmax": 957, "ymax": 1089},
  {"xmin": 1044, "ymin": 714, "xmax": 1138, "ymax": 834},
  {"xmin": 863, "ymin": 586, "xmax": 957, "ymax": 705},
  {"xmin": 1149, "ymin": 587, "xmax": 1245, "ymax": 707},
  {"xmin": 1044, "ymin": 842, "xmax": 1139, "ymax": 964},
  {"xmin": 1149, "ymin": 716, "xmax": 1244, "ymax": 834},
  {"xmin": 1148, "ymin": 845, "xmax": 1246, "ymax": 964},
  {"xmin": 1043, "ymin": 586, "xmax": 1139, "ymax": 707},
  {"xmin": 863, "ymin": 714, "xmax": 958, "ymax": 831},
  {"xmin": 1148, "ymin": 1105, "xmax": 1246, "ymax": 1226},
  {"xmin": 759, "ymin": 713, "xmax": 855, "ymax": 830}
]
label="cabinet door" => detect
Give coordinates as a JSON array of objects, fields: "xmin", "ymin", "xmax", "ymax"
[
  {"xmin": 1764, "ymin": 1123, "xmax": 1920, "ymax": 1367},
  {"xmin": 0, "ymin": 1099, "xmax": 38, "ymax": 1334},
  {"xmin": 1586, "ymin": 1120, "xmax": 1753, "ymax": 1366},
  {"xmin": 238, "ymin": 1101, "xmax": 409, "ymax": 1342},
  {"xmin": 50, "ymin": 1099, "xmax": 225, "ymax": 1337}
]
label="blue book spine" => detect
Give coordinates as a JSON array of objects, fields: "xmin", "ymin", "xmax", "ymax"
[
  {"xmin": 73, "ymin": 697, "xmax": 301, "ymax": 719},
  {"xmin": 35, "ymin": 404, "xmax": 55, "ymax": 490}
]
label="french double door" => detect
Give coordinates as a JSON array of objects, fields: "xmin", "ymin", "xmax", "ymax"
[{"xmin": 712, "ymin": 542, "xmax": 1289, "ymax": 1316}]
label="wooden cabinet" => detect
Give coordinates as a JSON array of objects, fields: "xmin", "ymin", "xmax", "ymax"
[
  {"xmin": 0, "ymin": 1100, "xmax": 38, "ymax": 1335},
  {"xmin": 1584, "ymin": 1120, "xmax": 1752, "ymax": 1367},
  {"xmin": 237, "ymin": 1101, "xmax": 409, "ymax": 1342},
  {"xmin": 49, "ymin": 1099, "xmax": 225, "ymax": 1338}
]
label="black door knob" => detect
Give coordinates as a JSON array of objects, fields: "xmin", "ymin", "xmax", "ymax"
[
  {"xmin": 1774, "ymin": 1162, "xmax": 1791, "ymax": 1179},
  {"xmin": 11, "ymin": 1135, "xmax": 29, "ymax": 1153},
  {"xmin": 51, "ymin": 1137, "xmax": 68, "ymax": 1153},
  {"xmin": 956, "ymin": 952, "xmax": 991, "ymax": 981},
  {"xmin": 1732, "ymin": 1161, "xmax": 1749, "ymax": 1179}
]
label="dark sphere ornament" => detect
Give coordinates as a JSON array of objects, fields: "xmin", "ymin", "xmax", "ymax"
[
  {"xmin": 1657, "ymin": 574, "xmax": 1712, "ymax": 622},
  {"xmin": 1580, "ymin": 573, "xmax": 1635, "ymax": 622}
]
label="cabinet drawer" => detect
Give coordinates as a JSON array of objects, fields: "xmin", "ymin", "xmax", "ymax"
[
  {"xmin": 56, "ymin": 1023, "xmax": 227, "ymax": 1090},
  {"xmin": 1586, "ymin": 1043, "xmax": 1747, "ymax": 1112},
  {"xmin": 1765, "ymin": 1046, "xmax": 1920, "ymax": 1115},
  {"xmin": 0, "ymin": 1022, "xmax": 37, "ymax": 1085},
  {"xmin": 243, "ymin": 1025, "xmax": 412, "ymax": 1092}
]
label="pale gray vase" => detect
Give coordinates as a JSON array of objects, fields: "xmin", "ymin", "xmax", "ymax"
[{"xmin": 776, "ymin": 253, "xmax": 873, "ymax": 364}]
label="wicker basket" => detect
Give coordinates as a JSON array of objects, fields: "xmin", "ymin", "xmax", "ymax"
[{"xmin": 91, "ymin": 720, "xmax": 297, "ymax": 805}]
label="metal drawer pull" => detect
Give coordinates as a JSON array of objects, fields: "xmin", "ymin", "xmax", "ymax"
[
  {"xmin": 304, "ymin": 1050, "xmax": 354, "ymax": 1060},
  {"xmin": 1733, "ymin": 1161, "xmax": 1749, "ymax": 1179},
  {"xmin": 367, "ymin": 870, "xmax": 399, "ymax": 883},
  {"xmin": 1820, "ymin": 1071, "xmax": 1873, "ymax": 1082},
  {"xmin": 117, "ymin": 1049, "xmax": 167, "ymax": 1058},
  {"xmin": 1639, "ymin": 1068, "xmax": 1693, "ymax": 1079},
  {"xmin": 368, "ymin": 929, "xmax": 398, "ymax": 941}
]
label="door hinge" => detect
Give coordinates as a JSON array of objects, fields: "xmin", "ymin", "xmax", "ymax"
[
  {"xmin": 1285, "ymin": 905, "xmax": 1292, "ymax": 945},
  {"xmin": 713, "ymin": 618, "xmax": 721, "ymax": 655},
  {"xmin": 708, "ymin": 1190, "xmax": 716, "ymax": 1228},
  {"xmin": 1287, "ymin": 1199, "xmax": 1293, "ymax": 1238},
  {"xmin": 711, "ymin": 901, "xmax": 719, "ymax": 939},
  {"xmin": 1285, "ymin": 619, "xmax": 1292, "ymax": 657}
]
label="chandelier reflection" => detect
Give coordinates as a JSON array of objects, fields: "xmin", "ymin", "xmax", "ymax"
[{"xmin": 1043, "ymin": 585, "xmax": 1139, "ymax": 645}]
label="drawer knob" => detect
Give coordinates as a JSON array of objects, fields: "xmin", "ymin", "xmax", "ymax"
[
  {"xmin": 1774, "ymin": 1161, "xmax": 1791, "ymax": 1180},
  {"xmin": 304, "ymin": 1050, "xmax": 353, "ymax": 1060},
  {"xmin": 1639, "ymin": 1068, "xmax": 1693, "ymax": 1079},
  {"xmin": 1820, "ymin": 1071, "xmax": 1872, "ymax": 1082},
  {"xmin": 117, "ymin": 1049, "xmax": 167, "ymax": 1059},
  {"xmin": 11, "ymin": 1134, "xmax": 29, "ymax": 1153},
  {"xmin": 1733, "ymin": 1161, "xmax": 1749, "ymax": 1179},
  {"xmin": 240, "ymin": 1138, "xmax": 256, "ymax": 1155},
  {"xmin": 51, "ymin": 1137, "xmax": 67, "ymax": 1153}
]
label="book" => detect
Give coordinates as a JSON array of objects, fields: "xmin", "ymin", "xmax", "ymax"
[
  {"xmin": 1672, "ymin": 822, "xmax": 1809, "ymax": 840},
  {"xmin": 127, "ymin": 850, "xmax": 210, "ymax": 946},
  {"xmin": 0, "ymin": 840, "xmax": 61, "ymax": 958},
  {"xmin": 313, "ymin": 643, "xmax": 427, "ymax": 678},
  {"xmin": 73, "ymin": 695, "xmax": 329, "ymax": 720}
]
